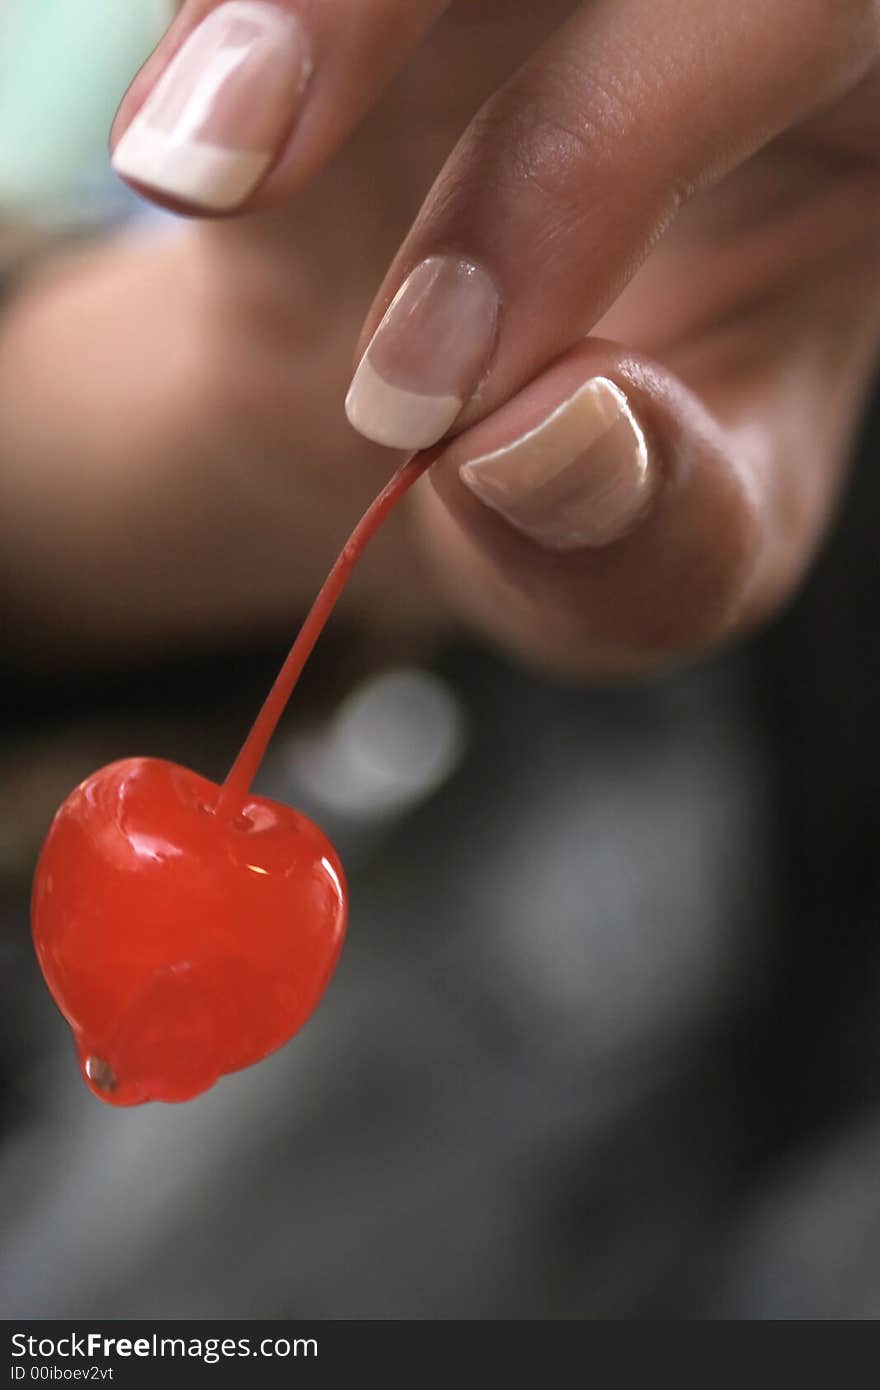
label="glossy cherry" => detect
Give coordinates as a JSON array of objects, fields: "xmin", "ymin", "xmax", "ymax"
[
  {"xmin": 33, "ymin": 757, "xmax": 346, "ymax": 1105},
  {"xmin": 31, "ymin": 450, "xmax": 438, "ymax": 1105}
]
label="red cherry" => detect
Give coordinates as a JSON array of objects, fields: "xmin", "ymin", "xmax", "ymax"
[
  {"xmin": 32, "ymin": 757, "xmax": 346, "ymax": 1105},
  {"xmin": 30, "ymin": 451, "xmax": 438, "ymax": 1106}
]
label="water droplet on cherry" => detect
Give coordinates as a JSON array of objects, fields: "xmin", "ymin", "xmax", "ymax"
[{"xmin": 85, "ymin": 1056, "xmax": 117, "ymax": 1093}]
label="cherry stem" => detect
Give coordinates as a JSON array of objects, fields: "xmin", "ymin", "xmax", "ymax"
[{"xmin": 215, "ymin": 445, "xmax": 442, "ymax": 822}]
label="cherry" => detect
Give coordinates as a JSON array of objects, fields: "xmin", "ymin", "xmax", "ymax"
[
  {"xmin": 33, "ymin": 757, "xmax": 346, "ymax": 1105},
  {"xmin": 31, "ymin": 449, "xmax": 438, "ymax": 1105}
]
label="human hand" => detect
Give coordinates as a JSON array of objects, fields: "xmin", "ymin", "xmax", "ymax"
[{"xmin": 103, "ymin": 1, "xmax": 880, "ymax": 670}]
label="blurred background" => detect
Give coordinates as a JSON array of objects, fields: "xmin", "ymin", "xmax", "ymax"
[{"xmin": 2, "ymin": 0, "xmax": 880, "ymax": 1320}]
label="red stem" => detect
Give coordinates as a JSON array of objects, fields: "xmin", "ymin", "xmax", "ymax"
[{"xmin": 216, "ymin": 446, "xmax": 441, "ymax": 821}]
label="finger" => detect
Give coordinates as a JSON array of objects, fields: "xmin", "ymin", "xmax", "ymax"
[
  {"xmin": 345, "ymin": 0, "xmax": 876, "ymax": 450},
  {"xmin": 109, "ymin": 0, "xmax": 450, "ymax": 215},
  {"xmin": 416, "ymin": 339, "xmax": 845, "ymax": 674}
]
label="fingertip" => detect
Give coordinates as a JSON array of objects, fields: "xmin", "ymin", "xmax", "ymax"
[
  {"xmin": 425, "ymin": 343, "xmax": 765, "ymax": 661},
  {"xmin": 109, "ymin": 2, "xmax": 311, "ymax": 215},
  {"xmin": 345, "ymin": 256, "xmax": 502, "ymax": 451},
  {"xmin": 454, "ymin": 374, "xmax": 653, "ymax": 551}
]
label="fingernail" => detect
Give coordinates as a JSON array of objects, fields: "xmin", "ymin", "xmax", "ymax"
[
  {"xmin": 112, "ymin": 2, "xmax": 311, "ymax": 212},
  {"xmin": 345, "ymin": 256, "xmax": 499, "ymax": 450},
  {"xmin": 458, "ymin": 377, "xmax": 652, "ymax": 550}
]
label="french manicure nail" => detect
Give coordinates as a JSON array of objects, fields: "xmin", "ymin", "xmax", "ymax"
[
  {"xmin": 459, "ymin": 377, "xmax": 652, "ymax": 550},
  {"xmin": 112, "ymin": 2, "xmax": 311, "ymax": 211},
  {"xmin": 345, "ymin": 256, "xmax": 499, "ymax": 451}
]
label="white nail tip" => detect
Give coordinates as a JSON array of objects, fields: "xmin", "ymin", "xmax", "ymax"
[
  {"xmin": 345, "ymin": 358, "xmax": 463, "ymax": 451},
  {"xmin": 112, "ymin": 121, "xmax": 271, "ymax": 210}
]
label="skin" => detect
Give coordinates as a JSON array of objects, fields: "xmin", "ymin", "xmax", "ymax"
[{"xmin": 3, "ymin": 0, "xmax": 880, "ymax": 674}]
